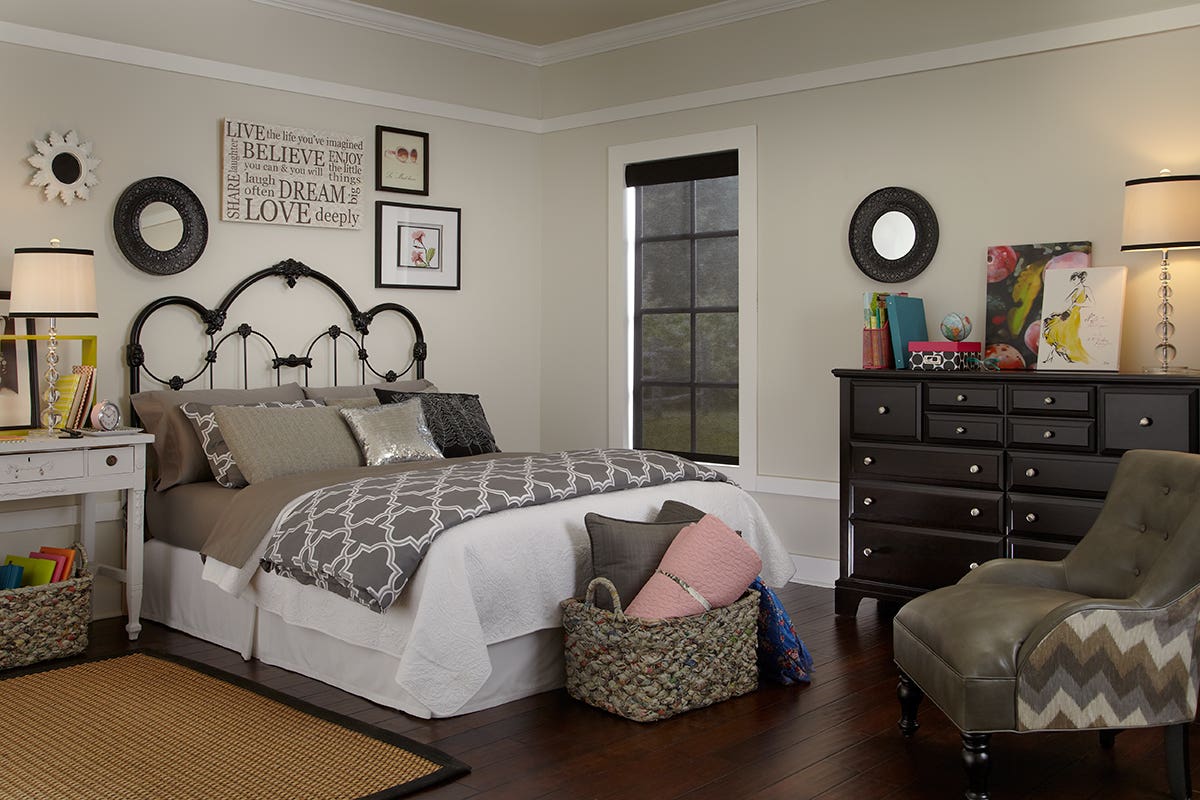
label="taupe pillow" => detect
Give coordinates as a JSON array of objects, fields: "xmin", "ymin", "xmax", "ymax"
[
  {"xmin": 339, "ymin": 401, "xmax": 442, "ymax": 466},
  {"xmin": 180, "ymin": 399, "xmax": 325, "ymax": 488},
  {"xmin": 303, "ymin": 379, "xmax": 437, "ymax": 402},
  {"xmin": 655, "ymin": 501, "xmax": 707, "ymax": 524},
  {"xmin": 585, "ymin": 512, "xmax": 698, "ymax": 611},
  {"xmin": 325, "ymin": 396, "xmax": 381, "ymax": 410},
  {"xmin": 130, "ymin": 383, "xmax": 307, "ymax": 491},
  {"xmin": 214, "ymin": 405, "xmax": 363, "ymax": 484}
]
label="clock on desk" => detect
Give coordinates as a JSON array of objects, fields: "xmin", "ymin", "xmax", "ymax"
[{"xmin": 89, "ymin": 400, "xmax": 121, "ymax": 431}]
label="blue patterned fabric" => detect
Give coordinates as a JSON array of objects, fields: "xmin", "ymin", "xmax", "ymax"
[{"xmin": 752, "ymin": 577, "xmax": 813, "ymax": 685}]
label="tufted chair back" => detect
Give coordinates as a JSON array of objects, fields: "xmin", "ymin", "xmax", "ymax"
[{"xmin": 1062, "ymin": 449, "xmax": 1200, "ymax": 606}]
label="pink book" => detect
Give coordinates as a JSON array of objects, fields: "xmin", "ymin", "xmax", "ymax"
[{"xmin": 30, "ymin": 551, "xmax": 67, "ymax": 583}]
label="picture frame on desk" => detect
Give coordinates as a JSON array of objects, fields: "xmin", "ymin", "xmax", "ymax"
[{"xmin": 0, "ymin": 291, "xmax": 39, "ymax": 431}]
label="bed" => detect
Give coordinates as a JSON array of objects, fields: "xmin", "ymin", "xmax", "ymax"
[{"xmin": 129, "ymin": 260, "xmax": 795, "ymax": 718}]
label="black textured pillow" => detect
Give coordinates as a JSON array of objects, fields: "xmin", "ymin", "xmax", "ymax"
[
  {"xmin": 584, "ymin": 512, "xmax": 698, "ymax": 611},
  {"xmin": 180, "ymin": 399, "xmax": 325, "ymax": 488},
  {"xmin": 375, "ymin": 390, "xmax": 499, "ymax": 457}
]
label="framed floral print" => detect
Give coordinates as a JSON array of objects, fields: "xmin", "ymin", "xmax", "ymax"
[
  {"xmin": 375, "ymin": 201, "xmax": 461, "ymax": 290},
  {"xmin": 376, "ymin": 126, "xmax": 429, "ymax": 196},
  {"xmin": 0, "ymin": 291, "xmax": 40, "ymax": 430}
]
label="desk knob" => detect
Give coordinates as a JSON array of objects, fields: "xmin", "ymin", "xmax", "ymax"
[
  {"xmin": 862, "ymin": 497, "xmax": 874, "ymax": 506},
  {"xmin": 862, "ymin": 456, "xmax": 874, "ymax": 466},
  {"xmin": 956, "ymin": 394, "xmax": 967, "ymax": 402},
  {"xmin": 1042, "ymin": 430, "xmax": 1055, "ymax": 439},
  {"xmin": 969, "ymin": 464, "xmax": 981, "ymax": 474},
  {"xmin": 1025, "ymin": 467, "xmax": 1038, "ymax": 478},
  {"xmin": 955, "ymin": 426, "xmax": 966, "ymax": 434},
  {"xmin": 969, "ymin": 507, "xmax": 981, "ymax": 517},
  {"xmin": 862, "ymin": 548, "xmax": 873, "ymax": 558},
  {"xmin": 1026, "ymin": 512, "xmax": 1039, "ymax": 523},
  {"xmin": 1043, "ymin": 396, "xmax": 1055, "ymax": 405},
  {"xmin": 1139, "ymin": 417, "xmax": 1153, "ymax": 427},
  {"xmin": 877, "ymin": 406, "xmax": 888, "ymax": 415},
  {"xmin": 969, "ymin": 562, "xmax": 980, "ymax": 570},
  {"xmin": 106, "ymin": 455, "xmax": 118, "ymax": 467}
]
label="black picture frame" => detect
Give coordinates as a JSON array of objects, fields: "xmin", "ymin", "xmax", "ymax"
[
  {"xmin": 0, "ymin": 291, "xmax": 40, "ymax": 431},
  {"xmin": 375, "ymin": 201, "xmax": 461, "ymax": 290},
  {"xmin": 376, "ymin": 126, "xmax": 429, "ymax": 196},
  {"xmin": 113, "ymin": 176, "xmax": 209, "ymax": 275}
]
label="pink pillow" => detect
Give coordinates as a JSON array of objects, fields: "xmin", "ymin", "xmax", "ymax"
[{"xmin": 625, "ymin": 514, "xmax": 762, "ymax": 619}]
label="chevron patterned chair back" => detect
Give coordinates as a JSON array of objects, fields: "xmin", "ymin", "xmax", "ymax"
[{"xmin": 891, "ymin": 449, "xmax": 1200, "ymax": 800}]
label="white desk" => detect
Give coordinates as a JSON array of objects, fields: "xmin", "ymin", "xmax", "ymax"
[{"xmin": 0, "ymin": 431, "xmax": 154, "ymax": 640}]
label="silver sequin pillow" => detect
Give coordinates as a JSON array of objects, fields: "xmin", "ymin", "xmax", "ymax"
[
  {"xmin": 339, "ymin": 399, "xmax": 443, "ymax": 466},
  {"xmin": 180, "ymin": 399, "xmax": 324, "ymax": 488}
]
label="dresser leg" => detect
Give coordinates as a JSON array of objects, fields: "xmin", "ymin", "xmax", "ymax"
[{"xmin": 834, "ymin": 587, "xmax": 862, "ymax": 616}]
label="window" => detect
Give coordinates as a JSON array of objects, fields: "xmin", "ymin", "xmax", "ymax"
[{"xmin": 626, "ymin": 151, "xmax": 738, "ymax": 464}]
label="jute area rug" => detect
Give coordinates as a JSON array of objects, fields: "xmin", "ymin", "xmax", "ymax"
[{"xmin": 0, "ymin": 651, "xmax": 469, "ymax": 800}]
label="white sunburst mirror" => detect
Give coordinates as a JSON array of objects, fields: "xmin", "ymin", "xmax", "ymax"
[{"xmin": 28, "ymin": 130, "xmax": 101, "ymax": 205}]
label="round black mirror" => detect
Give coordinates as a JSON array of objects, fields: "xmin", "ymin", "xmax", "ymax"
[
  {"xmin": 113, "ymin": 177, "xmax": 208, "ymax": 275},
  {"xmin": 51, "ymin": 152, "xmax": 83, "ymax": 185},
  {"xmin": 848, "ymin": 187, "xmax": 938, "ymax": 283}
]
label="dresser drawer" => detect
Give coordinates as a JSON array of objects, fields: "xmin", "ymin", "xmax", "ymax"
[
  {"xmin": 1100, "ymin": 388, "xmax": 1196, "ymax": 455},
  {"xmin": 86, "ymin": 446, "xmax": 135, "ymax": 477},
  {"xmin": 1009, "ymin": 537, "xmax": 1072, "ymax": 562},
  {"xmin": 0, "ymin": 449, "xmax": 86, "ymax": 484},
  {"xmin": 1007, "ymin": 417, "xmax": 1094, "ymax": 451},
  {"xmin": 1009, "ymin": 385, "xmax": 1094, "ymax": 416},
  {"xmin": 926, "ymin": 413, "xmax": 1003, "ymax": 446},
  {"xmin": 927, "ymin": 383, "xmax": 1003, "ymax": 412},
  {"xmin": 851, "ymin": 480, "xmax": 1002, "ymax": 533},
  {"xmin": 851, "ymin": 444, "xmax": 1002, "ymax": 488},
  {"xmin": 1008, "ymin": 451, "xmax": 1119, "ymax": 495},
  {"xmin": 850, "ymin": 381, "xmax": 920, "ymax": 441},
  {"xmin": 1008, "ymin": 493, "xmax": 1104, "ymax": 541},
  {"xmin": 849, "ymin": 523, "xmax": 1002, "ymax": 591}
]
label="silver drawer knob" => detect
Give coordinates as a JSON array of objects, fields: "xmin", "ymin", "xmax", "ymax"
[
  {"xmin": 1025, "ymin": 467, "xmax": 1038, "ymax": 478},
  {"xmin": 862, "ymin": 547, "xmax": 873, "ymax": 557},
  {"xmin": 863, "ymin": 456, "xmax": 874, "ymax": 466},
  {"xmin": 969, "ymin": 507, "xmax": 981, "ymax": 517},
  {"xmin": 1042, "ymin": 430, "xmax": 1055, "ymax": 439},
  {"xmin": 862, "ymin": 497, "xmax": 874, "ymax": 506},
  {"xmin": 1026, "ymin": 512, "xmax": 1039, "ymax": 523},
  {"xmin": 1139, "ymin": 417, "xmax": 1153, "ymax": 427},
  {"xmin": 956, "ymin": 394, "xmax": 967, "ymax": 402},
  {"xmin": 969, "ymin": 464, "xmax": 981, "ymax": 474},
  {"xmin": 969, "ymin": 562, "xmax": 980, "ymax": 570},
  {"xmin": 1043, "ymin": 396, "xmax": 1055, "ymax": 405},
  {"xmin": 877, "ymin": 406, "xmax": 888, "ymax": 415},
  {"xmin": 955, "ymin": 426, "xmax": 966, "ymax": 434}
]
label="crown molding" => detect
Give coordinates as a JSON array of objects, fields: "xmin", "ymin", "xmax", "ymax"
[{"xmin": 250, "ymin": 0, "xmax": 832, "ymax": 66}]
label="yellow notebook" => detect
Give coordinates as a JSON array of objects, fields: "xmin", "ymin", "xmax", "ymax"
[
  {"xmin": 4, "ymin": 555, "xmax": 56, "ymax": 587},
  {"xmin": 50, "ymin": 373, "xmax": 81, "ymax": 429}
]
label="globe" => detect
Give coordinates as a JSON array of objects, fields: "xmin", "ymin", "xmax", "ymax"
[{"xmin": 940, "ymin": 313, "xmax": 972, "ymax": 342}]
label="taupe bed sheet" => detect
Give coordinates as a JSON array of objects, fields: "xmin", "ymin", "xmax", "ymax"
[{"xmin": 146, "ymin": 481, "xmax": 241, "ymax": 551}]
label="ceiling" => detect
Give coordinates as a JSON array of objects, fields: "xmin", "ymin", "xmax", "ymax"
[{"xmin": 352, "ymin": 0, "xmax": 731, "ymax": 45}]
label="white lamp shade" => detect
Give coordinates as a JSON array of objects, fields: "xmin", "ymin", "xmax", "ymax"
[
  {"xmin": 1121, "ymin": 174, "xmax": 1200, "ymax": 252},
  {"xmin": 9, "ymin": 247, "xmax": 98, "ymax": 318}
]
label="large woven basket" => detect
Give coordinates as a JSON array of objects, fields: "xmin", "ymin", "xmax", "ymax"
[
  {"xmin": 561, "ymin": 576, "xmax": 759, "ymax": 722},
  {"xmin": 0, "ymin": 544, "xmax": 91, "ymax": 670}
]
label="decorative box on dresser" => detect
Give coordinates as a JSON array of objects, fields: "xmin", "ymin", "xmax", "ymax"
[{"xmin": 832, "ymin": 368, "xmax": 1199, "ymax": 615}]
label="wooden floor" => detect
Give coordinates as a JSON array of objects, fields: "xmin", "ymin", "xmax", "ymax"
[{"xmin": 82, "ymin": 583, "xmax": 1198, "ymax": 799}]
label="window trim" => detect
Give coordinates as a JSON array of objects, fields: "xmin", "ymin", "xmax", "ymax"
[{"xmin": 607, "ymin": 127, "xmax": 758, "ymax": 488}]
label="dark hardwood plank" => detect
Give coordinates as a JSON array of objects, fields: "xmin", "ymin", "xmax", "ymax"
[{"xmin": 75, "ymin": 588, "xmax": 1199, "ymax": 799}]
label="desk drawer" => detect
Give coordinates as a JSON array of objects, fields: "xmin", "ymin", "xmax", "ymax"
[
  {"xmin": 927, "ymin": 383, "xmax": 1003, "ymax": 412},
  {"xmin": 927, "ymin": 413, "xmax": 1003, "ymax": 446},
  {"xmin": 849, "ymin": 523, "xmax": 1002, "ymax": 591},
  {"xmin": 851, "ymin": 480, "xmax": 1002, "ymax": 533},
  {"xmin": 1009, "ymin": 385, "xmax": 1094, "ymax": 415},
  {"xmin": 851, "ymin": 444, "xmax": 1002, "ymax": 488},
  {"xmin": 87, "ymin": 446, "xmax": 135, "ymax": 477},
  {"xmin": 1100, "ymin": 389, "xmax": 1196, "ymax": 455},
  {"xmin": 1008, "ymin": 417, "xmax": 1094, "ymax": 451},
  {"xmin": 1008, "ymin": 493, "xmax": 1104, "ymax": 540},
  {"xmin": 851, "ymin": 381, "xmax": 920, "ymax": 441},
  {"xmin": 0, "ymin": 449, "xmax": 86, "ymax": 484},
  {"xmin": 1008, "ymin": 452, "xmax": 1119, "ymax": 495}
]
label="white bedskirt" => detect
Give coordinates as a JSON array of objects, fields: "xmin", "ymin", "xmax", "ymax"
[{"xmin": 145, "ymin": 480, "xmax": 794, "ymax": 718}]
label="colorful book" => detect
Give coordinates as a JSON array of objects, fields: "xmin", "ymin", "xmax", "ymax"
[
  {"xmin": 30, "ymin": 551, "xmax": 67, "ymax": 582},
  {"xmin": 50, "ymin": 372, "xmax": 81, "ymax": 429},
  {"xmin": 38, "ymin": 546, "xmax": 76, "ymax": 580},
  {"xmin": 0, "ymin": 563, "xmax": 22, "ymax": 590},
  {"xmin": 4, "ymin": 555, "xmax": 56, "ymax": 587},
  {"xmin": 69, "ymin": 365, "xmax": 96, "ymax": 430},
  {"xmin": 885, "ymin": 295, "xmax": 929, "ymax": 370}
]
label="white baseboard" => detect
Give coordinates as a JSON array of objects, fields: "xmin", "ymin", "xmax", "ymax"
[{"xmin": 788, "ymin": 553, "xmax": 838, "ymax": 588}]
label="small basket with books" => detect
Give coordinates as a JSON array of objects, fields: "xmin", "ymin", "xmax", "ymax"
[{"xmin": 0, "ymin": 544, "xmax": 91, "ymax": 669}]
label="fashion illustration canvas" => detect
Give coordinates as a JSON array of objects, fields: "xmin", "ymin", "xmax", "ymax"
[{"xmin": 1038, "ymin": 266, "xmax": 1127, "ymax": 371}]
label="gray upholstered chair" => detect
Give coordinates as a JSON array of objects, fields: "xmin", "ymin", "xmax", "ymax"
[{"xmin": 893, "ymin": 449, "xmax": 1200, "ymax": 800}]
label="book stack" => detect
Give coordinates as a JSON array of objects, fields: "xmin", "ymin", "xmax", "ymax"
[
  {"xmin": 49, "ymin": 365, "xmax": 95, "ymax": 430},
  {"xmin": 1, "ymin": 546, "xmax": 76, "ymax": 588}
]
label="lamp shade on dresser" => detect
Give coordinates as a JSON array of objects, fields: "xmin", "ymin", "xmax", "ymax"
[{"xmin": 832, "ymin": 368, "xmax": 1200, "ymax": 615}]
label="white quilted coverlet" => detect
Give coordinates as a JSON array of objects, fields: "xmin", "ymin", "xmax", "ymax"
[{"xmin": 202, "ymin": 479, "xmax": 793, "ymax": 716}]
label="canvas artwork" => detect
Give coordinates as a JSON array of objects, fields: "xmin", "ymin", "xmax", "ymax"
[
  {"xmin": 1038, "ymin": 266, "xmax": 1127, "ymax": 371},
  {"xmin": 984, "ymin": 241, "xmax": 1092, "ymax": 369},
  {"xmin": 0, "ymin": 291, "xmax": 39, "ymax": 430}
]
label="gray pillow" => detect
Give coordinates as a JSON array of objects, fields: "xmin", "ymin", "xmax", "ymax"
[
  {"xmin": 585, "ymin": 512, "xmax": 697, "ymax": 611},
  {"xmin": 655, "ymin": 501, "xmax": 707, "ymax": 524},
  {"xmin": 303, "ymin": 379, "xmax": 437, "ymax": 402},
  {"xmin": 339, "ymin": 400, "xmax": 442, "ymax": 466},
  {"xmin": 214, "ymin": 404, "xmax": 363, "ymax": 484},
  {"xmin": 130, "ymin": 383, "xmax": 307, "ymax": 491},
  {"xmin": 180, "ymin": 399, "xmax": 325, "ymax": 488},
  {"xmin": 376, "ymin": 390, "xmax": 498, "ymax": 457}
]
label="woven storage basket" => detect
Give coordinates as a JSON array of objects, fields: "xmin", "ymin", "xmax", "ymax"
[
  {"xmin": 0, "ymin": 544, "xmax": 91, "ymax": 669},
  {"xmin": 561, "ymin": 576, "xmax": 759, "ymax": 722}
]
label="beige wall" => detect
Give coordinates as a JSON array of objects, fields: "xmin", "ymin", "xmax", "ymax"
[{"xmin": 539, "ymin": 26, "xmax": 1200, "ymax": 560}]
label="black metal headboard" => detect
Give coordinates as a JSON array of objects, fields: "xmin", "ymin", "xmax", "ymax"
[{"xmin": 127, "ymin": 258, "xmax": 426, "ymax": 395}]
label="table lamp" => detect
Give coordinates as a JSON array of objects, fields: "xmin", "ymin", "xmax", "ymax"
[
  {"xmin": 9, "ymin": 239, "xmax": 97, "ymax": 432},
  {"xmin": 1121, "ymin": 170, "xmax": 1200, "ymax": 372}
]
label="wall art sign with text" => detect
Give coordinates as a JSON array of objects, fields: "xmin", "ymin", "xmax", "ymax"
[{"xmin": 221, "ymin": 118, "xmax": 364, "ymax": 229}]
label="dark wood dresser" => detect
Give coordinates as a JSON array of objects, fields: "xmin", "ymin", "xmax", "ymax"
[{"xmin": 832, "ymin": 368, "xmax": 1200, "ymax": 615}]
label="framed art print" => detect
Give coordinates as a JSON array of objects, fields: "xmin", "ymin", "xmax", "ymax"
[
  {"xmin": 376, "ymin": 126, "xmax": 429, "ymax": 195},
  {"xmin": 376, "ymin": 201, "xmax": 461, "ymax": 290},
  {"xmin": 0, "ymin": 291, "xmax": 40, "ymax": 430}
]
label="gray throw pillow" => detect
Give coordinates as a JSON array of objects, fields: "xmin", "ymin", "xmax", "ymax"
[
  {"xmin": 375, "ymin": 390, "xmax": 498, "ymax": 458},
  {"xmin": 655, "ymin": 501, "xmax": 707, "ymax": 524},
  {"xmin": 585, "ymin": 511, "xmax": 698, "ymax": 611},
  {"xmin": 214, "ymin": 404, "xmax": 363, "ymax": 484},
  {"xmin": 180, "ymin": 399, "xmax": 325, "ymax": 488}
]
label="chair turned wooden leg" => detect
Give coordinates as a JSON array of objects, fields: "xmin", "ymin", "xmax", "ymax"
[
  {"xmin": 897, "ymin": 671, "xmax": 923, "ymax": 738},
  {"xmin": 1099, "ymin": 729, "xmax": 1121, "ymax": 749},
  {"xmin": 1165, "ymin": 722, "xmax": 1192, "ymax": 800},
  {"xmin": 961, "ymin": 732, "xmax": 991, "ymax": 800}
]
